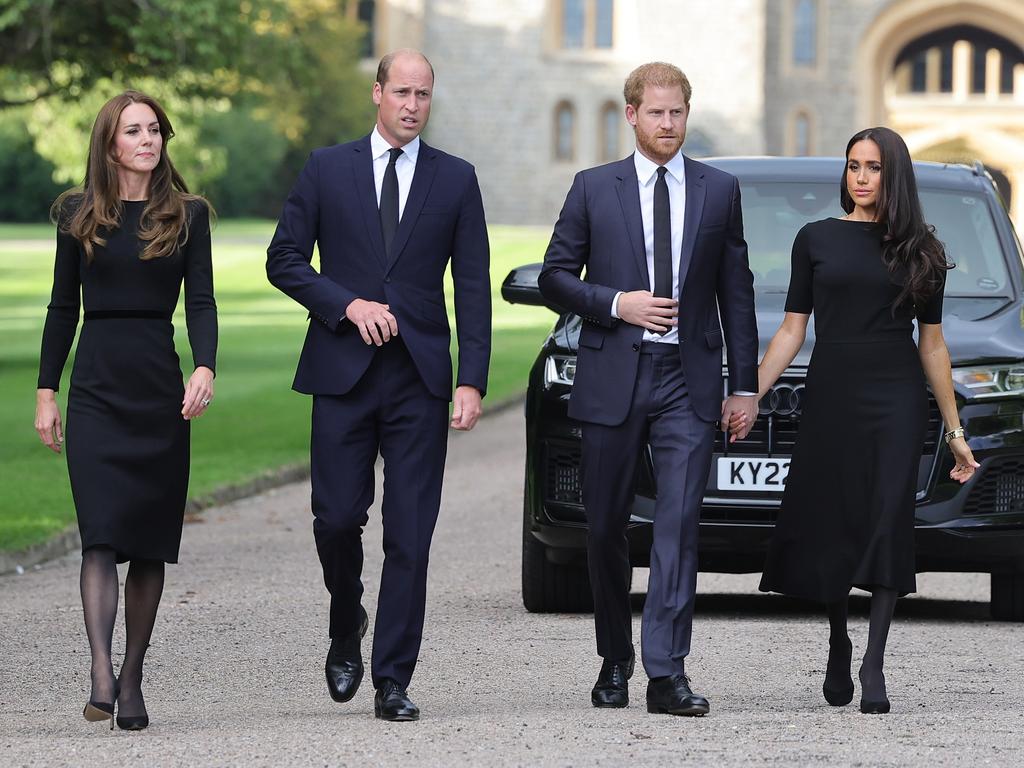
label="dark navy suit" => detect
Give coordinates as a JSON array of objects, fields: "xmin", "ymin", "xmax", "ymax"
[
  {"xmin": 267, "ymin": 134, "xmax": 490, "ymax": 688},
  {"xmin": 539, "ymin": 154, "xmax": 756, "ymax": 677}
]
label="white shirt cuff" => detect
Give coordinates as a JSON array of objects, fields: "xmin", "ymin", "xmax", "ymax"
[
  {"xmin": 732, "ymin": 391, "xmax": 758, "ymax": 396},
  {"xmin": 610, "ymin": 291, "xmax": 622, "ymax": 319}
]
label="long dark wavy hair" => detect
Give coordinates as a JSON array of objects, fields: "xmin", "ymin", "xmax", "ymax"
[
  {"xmin": 51, "ymin": 90, "xmax": 210, "ymax": 262},
  {"xmin": 840, "ymin": 126, "xmax": 951, "ymax": 311}
]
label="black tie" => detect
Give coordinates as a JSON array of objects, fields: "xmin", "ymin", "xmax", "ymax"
[
  {"xmin": 380, "ymin": 147, "xmax": 403, "ymax": 255},
  {"xmin": 653, "ymin": 166, "xmax": 672, "ymax": 299}
]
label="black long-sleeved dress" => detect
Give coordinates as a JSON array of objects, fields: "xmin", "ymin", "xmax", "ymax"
[
  {"xmin": 759, "ymin": 217, "xmax": 943, "ymax": 601},
  {"xmin": 38, "ymin": 198, "xmax": 217, "ymax": 563}
]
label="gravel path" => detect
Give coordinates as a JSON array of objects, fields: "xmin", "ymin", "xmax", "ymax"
[{"xmin": 2, "ymin": 405, "xmax": 1021, "ymax": 767}]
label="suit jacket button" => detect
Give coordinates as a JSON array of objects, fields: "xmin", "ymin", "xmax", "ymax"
[
  {"xmin": 384, "ymin": 277, "xmax": 391, "ymax": 283},
  {"xmin": 632, "ymin": 343, "xmax": 640, "ymax": 352}
]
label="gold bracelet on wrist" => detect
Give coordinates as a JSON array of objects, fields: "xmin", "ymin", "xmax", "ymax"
[{"xmin": 943, "ymin": 426, "xmax": 965, "ymax": 444}]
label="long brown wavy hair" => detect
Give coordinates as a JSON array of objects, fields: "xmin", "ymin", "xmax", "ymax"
[
  {"xmin": 839, "ymin": 126, "xmax": 952, "ymax": 311},
  {"xmin": 51, "ymin": 90, "xmax": 209, "ymax": 262}
]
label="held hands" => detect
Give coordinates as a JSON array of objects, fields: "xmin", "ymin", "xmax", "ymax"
[
  {"xmin": 346, "ymin": 298, "xmax": 399, "ymax": 346},
  {"xmin": 182, "ymin": 366, "xmax": 215, "ymax": 420},
  {"xmin": 451, "ymin": 385, "xmax": 482, "ymax": 431},
  {"xmin": 948, "ymin": 437, "xmax": 980, "ymax": 484},
  {"xmin": 617, "ymin": 291, "xmax": 678, "ymax": 333},
  {"xmin": 35, "ymin": 389, "xmax": 64, "ymax": 453},
  {"xmin": 722, "ymin": 394, "xmax": 758, "ymax": 443}
]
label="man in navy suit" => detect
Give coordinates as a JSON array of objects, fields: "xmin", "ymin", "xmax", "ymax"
[
  {"xmin": 267, "ymin": 49, "xmax": 490, "ymax": 722},
  {"xmin": 539, "ymin": 62, "xmax": 758, "ymax": 716}
]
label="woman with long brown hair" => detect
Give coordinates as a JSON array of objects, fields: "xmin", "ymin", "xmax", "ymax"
[
  {"xmin": 732, "ymin": 127, "xmax": 978, "ymax": 713},
  {"xmin": 34, "ymin": 90, "xmax": 217, "ymax": 730}
]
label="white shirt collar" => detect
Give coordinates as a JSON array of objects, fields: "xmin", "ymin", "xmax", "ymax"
[
  {"xmin": 633, "ymin": 148, "xmax": 685, "ymax": 186},
  {"xmin": 371, "ymin": 126, "xmax": 420, "ymax": 164}
]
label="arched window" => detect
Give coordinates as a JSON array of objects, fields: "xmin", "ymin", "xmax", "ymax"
[
  {"xmin": 894, "ymin": 25, "xmax": 1024, "ymax": 96},
  {"xmin": 599, "ymin": 102, "xmax": 620, "ymax": 162},
  {"xmin": 554, "ymin": 101, "xmax": 576, "ymax": 162},
  {"xmin": 793, "ymin": 0, "xmax": 817, "ymax": 66}
]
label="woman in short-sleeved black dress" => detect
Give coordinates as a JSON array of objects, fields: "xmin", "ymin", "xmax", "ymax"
[
  {"xmin": 730, "ymin": 128, "xmax": 978, "ymax": 714},
  {"xmin": 35, "ymin": 91, "xmax": 217, "ymax": 730}
]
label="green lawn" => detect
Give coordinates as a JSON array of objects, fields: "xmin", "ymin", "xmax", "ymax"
[{"xmin": 0, "ymin": 221, "xmax": 554, "ymax": 552}]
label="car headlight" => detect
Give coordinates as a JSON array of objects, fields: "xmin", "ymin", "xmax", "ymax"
[
  {"xmin": 544, "ymin": 355, "xmax": 576, "ymax": 388},
  {"xmin": 952, "ymin": 365, "xmax": 1024, "ymax": 399}
]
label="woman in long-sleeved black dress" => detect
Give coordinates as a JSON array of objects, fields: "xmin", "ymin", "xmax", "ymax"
[
  {"xmin": 34, "ymin": 91, "xmax": 217, "ymax": 731},
  {"xmin": 729, "ymin": 127, "xmax": 978, "ymax": 714}
]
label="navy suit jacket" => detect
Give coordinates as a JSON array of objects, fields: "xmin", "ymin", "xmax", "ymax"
[
  {"xmin": 266, "ymin": 135, "xmax": 491, "ymax": 401},
  {"xmin": 538, "ymin": 154, "xmax": 757, "ymax": 426}
]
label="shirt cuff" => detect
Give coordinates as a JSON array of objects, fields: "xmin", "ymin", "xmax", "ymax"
[
  {"xmin": 610, "ymin": 291, "xmax": 622, "ymax": 319},
  {"xmin": 732, "ymin": 391, "xmax": 758, "ymax": 396}
]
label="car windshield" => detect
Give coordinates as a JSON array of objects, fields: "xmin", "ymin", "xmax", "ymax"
[{"xmin": 740, "ymin": 181, "xmax": 1013, "ymax": 297}]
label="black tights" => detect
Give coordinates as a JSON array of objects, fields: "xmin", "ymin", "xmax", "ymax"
[
  {"xmin": 80, "ymin": 547, "xmax": 165, "ymax": 717},
  {"xmin": 825, "ymin": 587, "xmax": 898, "ymax": 702}
]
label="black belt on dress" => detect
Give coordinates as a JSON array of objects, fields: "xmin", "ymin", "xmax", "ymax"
[{"xmin": 83, "ymin": 310, "xmax": 172, "ymax": 321}]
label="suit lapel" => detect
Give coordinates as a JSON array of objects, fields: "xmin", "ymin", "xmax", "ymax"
[
  {"xmin": 678, "ymin": 155, "xmax": 706, "ymax": 292},
  {"xmin": 615, "ymin": 155, "xmax": 650, "ymax": 286},
  {"xmin": 352, "ymin": 135, "xmax": 387, "ymax": 269},
  {"xmin": 386, "ymin": 141, "xmax": 439, "ymax": 274}
]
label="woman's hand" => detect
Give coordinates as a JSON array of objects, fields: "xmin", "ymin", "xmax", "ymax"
[
  {"xmin": 182, "ymin": 366, "xmax": 215, "ymax": 420},
  {"xmin": 948, "ymin": 437, "xmax": 980, "ymax": 484},
  {"xmin": 35, "ymin": 389, "xmax": 64, "ymax": 453}
]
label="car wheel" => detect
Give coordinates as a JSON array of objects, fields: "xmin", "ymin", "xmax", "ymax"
[
  {"xmin": 991, "ymin": 573, "xmax": 1024, "ymax": 621},
  {"xmin": 521, "ymin": 501, "xmax": 594, "ymax": 613}
]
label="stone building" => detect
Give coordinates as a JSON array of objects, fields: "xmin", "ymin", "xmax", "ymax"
[{"xmin": 349, "ymin": 0, "xmax": 1024, "ymax": 227}]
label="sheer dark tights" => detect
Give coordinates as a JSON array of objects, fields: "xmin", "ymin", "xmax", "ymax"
[
  {"xmin": 824, "ymin": 588, "xmax": 899, "ymax": 704},
  {"xmin": 80, "ymin": 547, "xmax": 118, "ymax": 705},
  {"xmin": 117, "ymin": 558, "xmax": 165, "ymax": 718},
  {"xmin": 859, "ymin": 587, "xmax": 898, "ymax": 704},
  {"xmin": 79, "ymin": 548, "xmax": 165, "ymax": 717}
]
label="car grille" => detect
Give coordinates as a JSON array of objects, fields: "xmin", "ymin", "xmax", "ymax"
[
  {"xmin": 545, "ymin": 440, "xmax": 583, "ymax": 506},
  {"xmin": 963, "ymin": 456, "xmax": 1024, "ymax": 516},
  {"xmin": 715, "ymin": 375, "xmax": 942, "ymax": 455}
]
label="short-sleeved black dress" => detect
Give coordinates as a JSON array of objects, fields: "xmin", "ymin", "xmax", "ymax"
[
  {"xmin": 38, "ymin": 199, "xmax": 217, "ymax": 564},
  {"xmin": 759, "ymin": 218, "xmax": 943, "ymax": 602}
]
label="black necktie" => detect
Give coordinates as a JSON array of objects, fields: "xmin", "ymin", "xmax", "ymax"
[
  {"xmin": 653, "ymin": 166, "xmax": 672, "ymax": 299},
  {"xmin": 380, "ymin": 147, "xmax": 403, "ymax": 254}
]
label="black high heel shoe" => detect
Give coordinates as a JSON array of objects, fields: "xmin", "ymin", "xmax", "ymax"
[
  {"xmin": 83, "ymin": 681, "xmax": 118, "ymax": 730},
  {"xmin": 116, "ymin": 712, "xmax": 149, "ymax": 731},
  {"xmin": 115, "ymin": 681, "xmax": 149, "ymax": 731},
  {"xmin": 83, "ymin": 699, "xmax": 115, "ymax": 730},
  {"xmin": 858, "ymin": 667, "xmax": 890, "ymax": 714},
  {"xmin": 822, "ymin": 636, "xmax": 854, "ymax": 706}
]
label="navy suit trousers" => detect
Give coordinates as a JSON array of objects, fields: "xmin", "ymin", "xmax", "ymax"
[
  {"xmin": 580, "ymin": 343, "xmax": 715, "ymax": 678},
  {"xmin": 310, "ymin": 338, "xmax": 449, "ymax": 689}
]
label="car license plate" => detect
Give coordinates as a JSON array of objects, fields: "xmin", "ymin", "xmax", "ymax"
[{"xmin": 716, "ymin": 457, "xmax": 790, "ymax": 492}]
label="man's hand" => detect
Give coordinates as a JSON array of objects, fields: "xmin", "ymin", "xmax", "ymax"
[
  {"xmin": 346, "ymin": 298, "xmax": 399, "ymax": 346},
  {"xmin": 617, "ymin": 290, "xmax": 678, "ymax": 333},
  {"xmin": 722, "ymin": 394, "xmax": 758, "ymax": 443},
  {"xmin": 451, "ymin": 385, "xmax": 482, "ymax": 431}
]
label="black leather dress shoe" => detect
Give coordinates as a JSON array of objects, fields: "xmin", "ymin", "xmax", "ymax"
[
  {"xmin": 325, "ymin": 606, "xmax": 368, "ymax": 703},
  {"xmin": 646, "ymin": 673, "xmax": 710, "ymax": 716},
  {"xmin": 591, "ymin": 653, "xmax": 635, "ymax": 708},
  {"xmin": 374, "ymin": 679, "xmax": 419, "ymax": 721}
]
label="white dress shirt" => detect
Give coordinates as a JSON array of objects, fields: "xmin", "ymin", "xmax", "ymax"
[
  {"xmin": 611, "ymin": 148, "xmax": 686, "ymax": 345},
  {"xmin": 370, "ymin": 126, "xmax": 419, "ymax": 220},
  {"xmin": 611, "ymin": 149, "xmax": 757, "ymax": 397}
]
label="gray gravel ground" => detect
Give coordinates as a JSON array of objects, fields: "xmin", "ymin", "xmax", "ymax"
[{"xmin": 2, "ymin": 405, "xmax": 1022, "ymax": 767}]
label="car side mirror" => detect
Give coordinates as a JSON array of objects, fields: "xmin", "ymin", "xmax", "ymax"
[{"xmin": 501, "ymin": 263, "xmax": 567, "ymax": 314}]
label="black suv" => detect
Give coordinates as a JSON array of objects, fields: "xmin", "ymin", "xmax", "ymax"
[{"xmin": 504, "ymin": 157, "xmax": 1024, "ymax": 621}]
